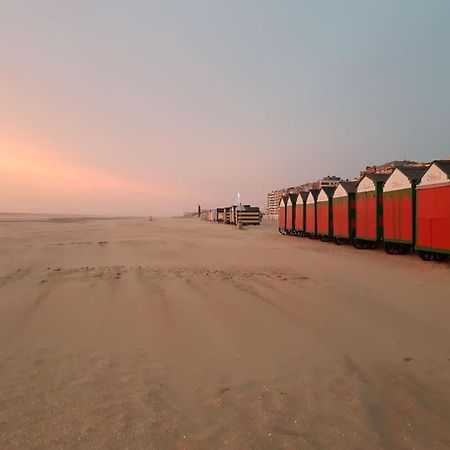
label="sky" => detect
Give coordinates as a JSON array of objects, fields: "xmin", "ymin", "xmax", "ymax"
[{"xmin": 1, "ymin": 0, "xmax": 450, "ymax": 216}]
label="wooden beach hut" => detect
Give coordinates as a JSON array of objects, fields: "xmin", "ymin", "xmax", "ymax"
[
  {"xmin": 316, "ymin": 187, "xmax": 336, "ymax": 241},
  {"xmin": 305, "ymin": 189, "xmax": 320, "ymax": 237},
  {"xmin": 236, "ymin": 206, "xmax": 261, "ymax": 226},
  {"xmin": 355, "ymin": 174, "xmax": 389, "ymax": 249},
  {"xmin": 415, "ymin": 160, "xmax": 450, "ymax": 261},
  {"xmin": 286, "ymin": 193, "xmax": 298, "ymax": 235},
  {"xmin": 383, "ymin": 167, "xmax": 425, "ymax": 254},
  {"xmin": 332, "ymin": 181, "xmax": 357, "ymax": 244},
  {"xmin": 294, "ymin": 192, "xmax": 309, "ymax": 236},
  {"xmin": 278, "ymin": 196, "xmax": 288, "ymax": 234}
]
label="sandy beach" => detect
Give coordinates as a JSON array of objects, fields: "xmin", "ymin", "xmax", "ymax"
[{"xmin": 0, "ymin": 217, "xmax": 449, "ymax": 449}]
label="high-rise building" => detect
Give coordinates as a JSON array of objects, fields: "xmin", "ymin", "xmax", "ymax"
[
  {"xmin": 266, "ymin": 176, "xmax": 341, "ymax": 215},
  {"xmin": 266, "ymin": 189, "xmax": 285, "ymax": 215}
]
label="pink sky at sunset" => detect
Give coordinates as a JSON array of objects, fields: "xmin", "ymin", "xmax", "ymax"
[
  {"xmin": 1, "ymin": 2, "xmax": 449, "ymax": 216},
  {"xmin": 0, "ymin": 135, "xmax": 180, "ymax": 216}
]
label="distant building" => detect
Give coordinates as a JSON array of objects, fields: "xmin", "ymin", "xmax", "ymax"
[
  {"xmin": 293, "ymin": 182, "xmax": 319, "ymax": 192},
  {"xmin": 266, "ymin": 175, "xmax": 341, "ymax": 215},
  {"xmin": 318, "ymin": 175, "xmax": 341, "ymax": 188},
  {"xmin": 360, "ymin": 160, "xmax": 430, "ymax": 177},
  {"xmin": 266, "ymin": 189, "xmax": 285, "ymax": 215},
  {"xmin": 294, "ymin": 176, "xmax": 341, "ymax": 192}
]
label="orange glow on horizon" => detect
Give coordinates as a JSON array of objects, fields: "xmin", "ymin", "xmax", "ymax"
[
  {"xmin": 0, "ymin": 136, "xmax": 165, "ymax": 195},
  {"xmin": 0, "ymin": 134, "xmax": 190, "ymax": 215}
]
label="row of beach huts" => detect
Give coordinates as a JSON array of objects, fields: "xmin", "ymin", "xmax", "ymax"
[
  {"xmin": 278, "ymin": 160, "xmax": 450, "ymax": 261},
  {"xmin": 200, "ymin": 205, "xmax": 261, "ymax": 226}
]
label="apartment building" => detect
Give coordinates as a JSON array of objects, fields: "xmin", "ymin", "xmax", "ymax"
[{"xmin": 266, "ymin": 176, "xmax": 341, "ymax": 215}]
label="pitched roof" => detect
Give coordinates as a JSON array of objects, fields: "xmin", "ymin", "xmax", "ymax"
[
  {"xmin": 362, "ymin": 173, "xmax": 390, "ymax": 183},
  {"xmin": 279, "ymin": 195, "xmax": 289, "ymax": 206},
  {"xmin": 320, "ymin": 187, "xmax": 336, "ymax": 198},
  {"xmin": 396, "ymin": 167, "xmax": 428, "ymax": 181},
  {"xmin": 308, "ymin": 189, "xmax": 320, "ymax": 200},
  {"xmin": 339, "ymin": 181, "xmax": 358, "ymax": 193},
  {"xmin": 434, "ymin": 159, "xmax": 450, "ymax": 177},
  {"xmin": 295, "ymin": 191, "xmax": 309, "ymax": 204},
  {"xmin": 299, "ymin": 191, "xmax": 309, "ymax": 201}
]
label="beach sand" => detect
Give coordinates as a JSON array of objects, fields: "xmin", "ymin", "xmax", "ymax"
[{"xmin": 0, "ymin": 217, "xmax": 449, "ymax": 449}]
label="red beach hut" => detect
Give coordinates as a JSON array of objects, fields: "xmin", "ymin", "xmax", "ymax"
[
  {"xmin": 332, "ymin": 181, "xmax": 357, "ymax": 244},
  {"xmin": 305, "ymin": 189, "xmax": 320, "ymax": 237},
  {"xmin": 286, "ymin": 193, "xmax": 299, "ymax": 235},
  {"xmin": 294, "ymin": 192, "xmax": 309, "ymax": 236},
  {"xmin": 316, "ymin": 187, "xmax": 336, "ymax": 241},
  {"xmin": 355, "ymin": 174, "xmax": 389, "ymax": 249},
  {"xmin": 383, "ymin": 167, "xmax": 426, "ymax": 255},
  {"xmin": 278, "ymin": 196, "xmax": 288, "ymax": 235},
  {"xmin": 415, "ymin": 160, "xmax": 450, "ymax": 261}
]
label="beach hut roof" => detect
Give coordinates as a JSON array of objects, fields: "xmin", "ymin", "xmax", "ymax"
[
  {"xmin": 434, "ymin": 160, "xmax": 450, "ymax": 177},
  {"xmin": 306, "ymin": 189, "xmax": 320, "ymax": 204},
  {"xmin": 397, "ymin": 167, "xmax": 428, "ymax": 181},
  {"xmin": 363, "ymin": 173, "xmax": 390, "ymax": 183},
  {"xmin": 279, "ymin": 196, "xmax": 288, "ymax": 206},
  {"xmin": 241, "ymin": 205, "xmax": 259, "ymax": 212},
  {"xmin": 384, "ymin": 167, "xmax": 425, "ymax": 192},
  {"xmin": 309, "ymin": 189, "xmax": 320, "ymax": 199},
  {"xmin": 333, "ymin": 181, "xmax": 358, "ymax": 198},
  {"xmin": 418, "ymin": 160, "xmax": 450, "ymax": 187},
  {"xmin": 322, "ymin": 187, "xmax": 336, "ymax": 198},
  {"xmin": 299, "ymin": 191, "xmax": 309, "ymax": 201},
  {"xmin": 288, "ymin": 193, "xmax": 299, "ymax": 204},
  {"xmin": 318, "ymin": 187, "xmax": 336, "ymax": 202},
  {"xmin": 340, "ymin": 181, "xmax": 358, "ymax": 193},
  {"xmin": 357, "ymin": 173, "xmax": 389, "ymax": 192},
  {"xmin": 294, "ymin": 191, "xmax": 308, "ymax": 205}
]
